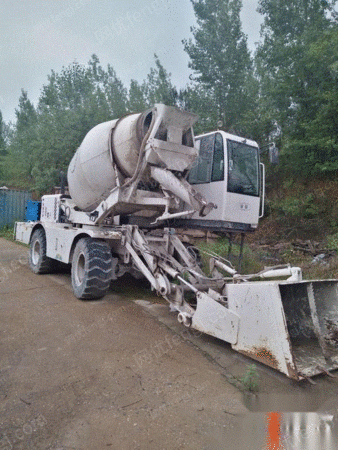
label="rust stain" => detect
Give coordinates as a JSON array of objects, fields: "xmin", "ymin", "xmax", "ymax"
[
  {"xmin": 239, "ymin": 347, "xmax": 280, "ymax": 371},
  {"xmin": 255, "ymin": 347, "xmax": 280, "ymax": 369}
]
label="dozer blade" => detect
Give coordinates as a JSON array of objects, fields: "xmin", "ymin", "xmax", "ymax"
[{"xmin": 225, "ymin": 280, "xmax": 338, "ymax": 380}]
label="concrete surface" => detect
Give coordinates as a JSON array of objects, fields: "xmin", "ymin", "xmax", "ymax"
[{"xmin": 1, "ymin": 238, "xmax": 338, "ymax": 450}]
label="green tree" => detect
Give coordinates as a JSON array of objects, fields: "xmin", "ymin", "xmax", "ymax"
[
  {"xmin": 15, "ymin": 90, "xmax": 37, "ymax": 133},
  {"xmin": 0, "ymin": 111, "xmax": 7, "ymax": 183},
  {"xmin": 183, "ymin": 0, "xmax": 253, "ymax": 132},
  {"xmin": 255, "ymin": 0, "xmax": 338, "ymax": 174},
  {"xmin": 31, "ymin": 56, "xmax": 128, "ymax": 193},
  {"xmin": 3, "ymin": 90, "xmax": 38, "ymax": 188},
  {"xmin": 144, "ymin": 55, "xmax": 178, "ymax": 106},
  {"xmin": 284, "ymin": 27, "xmax": 338, "ymax": 174},
  {"xmin": 3, "ymin": 54, "xmax": 178, "ymax": 193},
  {"xmin": 0, "ymin": 111, "xmax": 6, "ymax": 156},
  {"xmin": 128, "ymin": 79, "xmax": 147, "ymax": 112},
  {"xmin": 178, "ymin": 84, "xmax": 218, "ymax": 135},
  {"xmin": 104, "ymin": 64, "xmax": 128, "ymax": 118}
]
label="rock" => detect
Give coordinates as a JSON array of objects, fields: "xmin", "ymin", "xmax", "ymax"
[{"xmin": 311, "ymin": 254, "xmax": 327, "ymax": 265}]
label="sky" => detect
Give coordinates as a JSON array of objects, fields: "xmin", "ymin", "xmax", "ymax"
[{"xmin": 0, "ymin": 0, "xmax": 262, "ymax": 123}]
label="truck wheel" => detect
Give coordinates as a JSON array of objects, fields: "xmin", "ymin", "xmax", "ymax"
[
  {"xmin": 71, "ymin": 238, "xmax": 113, "ymax": 300},
  {"xmin": 29, "ymin": 228, "xmax": 55, "ymax": 274}
]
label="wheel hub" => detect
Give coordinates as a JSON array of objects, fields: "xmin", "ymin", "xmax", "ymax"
[
  {"xmin": 74, "ymin": 252, "xmax": 86, "ymax": 286},
  {"xmin": 32, "ymin": 240, "xmax": 41, "ymax": 266}
]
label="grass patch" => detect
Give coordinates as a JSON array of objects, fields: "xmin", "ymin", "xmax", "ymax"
[
  {"xmin": 327, "ymin": 233, "xmax": 338, "ymax": 252},
  {"xmin": 193, "ymin": 233, "xmax": 338, "ymax": 280},
  {"xmin": 240, "ymin": 364, "xmax": 260, "ymax": 392},
  {"xmin": 284, "ymin": 251, "xmax": 338, "ymax": 280},
  {"xmin": 0, "ymin": 225, "xmax": 28, "ymax": 247},
  {"xmin": 0, "ymin": 226, "xmax": 15, "ymax": 242},
  {"xmin": 195, "ymin": 237, "xmax": 263, "ymax": 275},
  {"xmin": 271, "ymin": 240, "xmax": 338, "ymax": 280}
]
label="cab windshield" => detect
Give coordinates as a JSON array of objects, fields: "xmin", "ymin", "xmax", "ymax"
[{"xmin": 227, "ymin": 140, "xmax": 259, "ymax": 197}]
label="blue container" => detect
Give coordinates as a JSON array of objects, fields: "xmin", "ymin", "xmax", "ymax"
[
  {"xmin": 0, "ymin": 189, "xmax": 32, "ymax": 228},
  {"xmin": 25, "ymin": 200, "xmax": 41, "ymax": 221}
]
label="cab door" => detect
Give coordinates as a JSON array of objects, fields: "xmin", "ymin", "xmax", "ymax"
[
  {"xmin": 189, "ymin": 132, "xmax": 262, "ymax": 227},
  {"xmin": 224, "ymin": 138, "xmax": 261, "ymax": 227},
  {"xmin": 188, "ymin": 132, "xmax": 226, "ymax": 221}
]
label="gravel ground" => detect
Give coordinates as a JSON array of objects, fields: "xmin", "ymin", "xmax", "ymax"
[
  {"xmin": 2, "ymin": 238, "xmax": 338, "ymax": 450},
  {"xmin": 0, "ymin": 238, "xmax": 247, "ymax": 450}
]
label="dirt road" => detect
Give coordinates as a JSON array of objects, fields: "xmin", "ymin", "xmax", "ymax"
[{"xmin": 1, "ymin": 238, "xmax": 338, "ymax": 449}]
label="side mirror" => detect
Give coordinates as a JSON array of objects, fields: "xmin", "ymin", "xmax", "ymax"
[{"xmin": 269, "ymin": 144, "xmax": 279, "ymax": 164}]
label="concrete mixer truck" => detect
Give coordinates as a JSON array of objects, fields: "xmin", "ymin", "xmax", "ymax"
[{"xmin": 15, "ymin": 104, "xmax": 338, "ymax": 381}]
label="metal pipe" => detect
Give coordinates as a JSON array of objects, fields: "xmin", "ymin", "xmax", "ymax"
[
  {"xmin": 213, "ymin": 259, "xmax": 237, "ymax": 276},
  {"xmin": 260, "ymin": 267, "xmax": 302, "ymax": 280},
  {"xmin": 176, "ymin": 276, "xmax": 199, "ymax": 293},
  {"xmin": 177, "ymin": 312, "xmax": 192, "ymax": 327}
]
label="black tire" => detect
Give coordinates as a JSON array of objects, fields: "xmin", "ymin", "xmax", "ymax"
[
  {"xmin": 29, "ymin": 228, "xmax": 55, "ymax": 274},
  {"xmin": 71, "ymin": 238, "xmax": 113, "ymax": 300}
]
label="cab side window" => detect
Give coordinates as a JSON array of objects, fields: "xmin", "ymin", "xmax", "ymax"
[
  {"xmin": 211, "ymin": 133, "xmax": 224, "ymax": 182},
  {"xmin": 189, "ymin": 133, "xmax": 224, "ymax": 184},
  {"xmin": 227, "ymin": 140, "xmax": 259, "ymax": 196}
]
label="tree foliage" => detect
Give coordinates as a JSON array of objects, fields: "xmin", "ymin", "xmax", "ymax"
[
  {"xmin": 128, "ymin": 79, "xmax": 147, "ymax": 112},
  {"xmin": 0, "ymin": 54, "xmax": 178, "ymax": 193},
  {"xmin": 3, "ymin": 90, "xmax": 38, "ymax": 188},
  {"xmin": 30, "ymin": 56, "xmax": 128, "ymax": 193},
  {"xmin": 285, "ymin": 27, "xmax": 338, "ymax": 174},
  {"xmin": 145, "ymin": 55, "xmax": 178, "ymax": 106},
  {"xmin": 256, "ymin": 0, "xmax": 338, "ymax": 175},
  {"xmin": 0, "ymin": 111, "xmax": 7, "ymax": 182},
  {"xmin": 183, "ymin": 0, "xmax": 254, "ymax": 133},
  {"xmin": 2, "ymin": 2, "xmax": 338, "ymax": 193},
  {"xmin": 0, "ymin": 111, "xmax": 6, "ymax": 156}
]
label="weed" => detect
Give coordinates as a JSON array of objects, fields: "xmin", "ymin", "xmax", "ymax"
[
  {"xmin": 195, "ymin": 237, "xmax": 263, "ymax": 275},
  {"xmin": 304, "ymin": 256, "xmax": 338, "ymax": 280},
  {"xmin": 327, "ymin": 233, "xmax": 338, "ymax": 251},
  {"xmin": 240, "ymin": 364, "xmax": 260, "ymax": 392},
  {"xmin": 0, "ymin": 226, "xmax": 15, "ymax": 242}
]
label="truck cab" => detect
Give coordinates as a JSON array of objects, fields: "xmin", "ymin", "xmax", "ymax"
[{"xmin": 183, "ymin": 130, "xmax": 264, "ymax": 233}]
